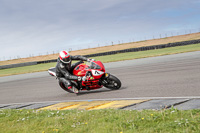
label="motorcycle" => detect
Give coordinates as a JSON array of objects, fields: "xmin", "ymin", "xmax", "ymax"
[{"xmin": 48, "ymin": 60, "xmax": 121, "ymax": 93}]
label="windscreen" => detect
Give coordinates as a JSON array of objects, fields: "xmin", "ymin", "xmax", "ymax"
[{"xmin": 90, "ymin": 62, "xmax": 101, "ymax": 69}]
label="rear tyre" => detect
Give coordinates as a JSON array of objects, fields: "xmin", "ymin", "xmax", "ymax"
[
  {"xmin": 103, "ymin": 74, "xmax": 121, "ymax": 90},
  {"xmin": 59, "ymin": 80, "xmax": 79, "ymax": 93}
]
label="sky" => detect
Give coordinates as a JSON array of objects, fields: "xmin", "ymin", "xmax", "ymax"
[{"xmin": 0, "ymin": 0, "xmax": 200, "ymax": 60}]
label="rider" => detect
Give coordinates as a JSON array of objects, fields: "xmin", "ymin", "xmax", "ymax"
[{"xmin": 56, "ymin": 50, "xmax": 94, "ymax": 93}]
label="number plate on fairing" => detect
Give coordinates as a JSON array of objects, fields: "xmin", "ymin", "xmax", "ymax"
[{"xmin": 91, "ymin": 70, "xmax": 104, "ymax": 76}]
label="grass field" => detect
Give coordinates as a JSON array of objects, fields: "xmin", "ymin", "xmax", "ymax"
[
  {"xmin": 0, "ymin": 108, "xmax": 199, "ymax": 133},
  {"xmin": 0, "ymin": 43, "xmax": 200, "ymax": 77}
]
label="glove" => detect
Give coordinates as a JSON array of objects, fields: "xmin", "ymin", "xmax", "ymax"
[{"xmin": 87, "ymin": 58, "xmax": 95, "ymax": 62}]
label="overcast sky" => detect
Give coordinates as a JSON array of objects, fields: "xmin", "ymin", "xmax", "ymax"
[{"xmin": 0, "ymin": 0, "xmax": 200, "ymax": 60}]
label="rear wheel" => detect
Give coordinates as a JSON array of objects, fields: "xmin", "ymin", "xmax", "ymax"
[
  {"xmin": 103, "ymin": 74, "xmax": 121, "ymax": 90},
  {"xmin": 59, "ymin": 80, "xmax": 79, "ymax": 93}
]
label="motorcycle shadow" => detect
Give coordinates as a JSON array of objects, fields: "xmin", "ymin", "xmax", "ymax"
[{"xmin": 76, "ymin": 86, "xmax": 127, "ymax": 96}]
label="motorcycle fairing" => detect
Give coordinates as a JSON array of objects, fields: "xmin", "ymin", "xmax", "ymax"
[
  {"xmin": 91, "ymin": 70, "xmax": 104, "ymax": 76},
  {"xmin": 48, "ymin": 67, "xmax": 57, "ymax": 77}
]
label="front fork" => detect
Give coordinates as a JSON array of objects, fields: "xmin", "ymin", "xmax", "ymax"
[{"xmin": 99, "ymin": 73, "xmax": 110, "ymax": 86}]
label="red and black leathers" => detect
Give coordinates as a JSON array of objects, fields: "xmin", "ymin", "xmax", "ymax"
[{"xmin": 56, "ymin": 55, "xmax": 88, "ymax": 89}]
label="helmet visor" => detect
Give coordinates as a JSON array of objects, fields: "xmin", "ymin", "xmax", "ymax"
[{"xmin": 62, "ymin": 56, "xmax": 71, "ymax": 63}]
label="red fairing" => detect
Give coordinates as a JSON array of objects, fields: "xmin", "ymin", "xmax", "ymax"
[
  {"xmin": 73, "ymin": 61, "xmax": 105, "ymax": 90},
  {"xmin": 95, "ymin": 61, "xmax": 105, "ymax": 72},
  {"xmin": 73, "ymin": 64, "xmax": 88, "ymax": 77}
]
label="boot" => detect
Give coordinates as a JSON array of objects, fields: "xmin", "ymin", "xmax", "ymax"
[{"xmin": 72, "ymin": 86, "xmax": 79, "ymax": 94}]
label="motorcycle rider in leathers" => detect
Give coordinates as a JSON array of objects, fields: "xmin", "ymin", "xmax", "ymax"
[{"xmin": 56, "ymin": 50, "xmax": 94, "ymax": 93}]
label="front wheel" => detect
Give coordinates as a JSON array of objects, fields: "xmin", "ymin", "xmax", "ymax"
[{"xmin": 103, "ymin": 74, "xmax": 121, "ymax": 90}]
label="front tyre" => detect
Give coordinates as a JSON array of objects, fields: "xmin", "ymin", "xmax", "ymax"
[{"xmin": 103, "ymin": 74, "xmax": 121, "ymax": 90}]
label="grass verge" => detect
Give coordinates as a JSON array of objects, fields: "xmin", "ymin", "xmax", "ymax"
[
  {"xmin": 0, "ymin": 62, "xmax": 57, "ymax": 77},
  {"xmin": 1, "ymin": 43, "xmax": 200, "ymax": 77},
  {"xmin": 0, "ymin": 108, "xmax": 199, "ymax": 133}
]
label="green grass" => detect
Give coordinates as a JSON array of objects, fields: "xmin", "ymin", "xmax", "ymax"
[
  {"xmin": 1, "ymin": 43, "xmax": 200, "ymax": 77},
  {"xmin": 0, "ymin": 62, "xmax": 57, "ymax": 77},
  {"xmin": 0, "ymin": 108, "xmax": 199, "ymax": 133},
  {"xmin": 93, "ymin": 43, "xmax": 200, "ymax": 63}
]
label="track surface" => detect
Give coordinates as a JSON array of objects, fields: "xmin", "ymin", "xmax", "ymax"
[{"xmin": 0, "ymin": 51, "xmax": 200, "ymax": 104}]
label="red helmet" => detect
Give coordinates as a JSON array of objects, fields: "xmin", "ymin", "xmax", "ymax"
[{"xmin": 59, "ymin": 51, "xmax": 71, "ymax": 64}]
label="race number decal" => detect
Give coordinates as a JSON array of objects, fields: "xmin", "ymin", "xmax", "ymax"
[{"xmin": 92, "ymin": 70, "xmax": 104, "ymax": 76}]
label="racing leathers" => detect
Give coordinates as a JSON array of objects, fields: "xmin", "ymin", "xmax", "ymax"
[{"xmin": 56, "ymin": 55, "xmax": 88, "ymax": 89}]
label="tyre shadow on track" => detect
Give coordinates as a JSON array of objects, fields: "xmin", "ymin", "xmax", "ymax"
[{"xmin": 74, "ymin": 86, "xmax": 127, "ymax": 96}]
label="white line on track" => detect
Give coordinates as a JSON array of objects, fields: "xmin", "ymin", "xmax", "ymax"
[{"xmin": 1, "ymin": 96, "xmax": 200, "ymax": 106}]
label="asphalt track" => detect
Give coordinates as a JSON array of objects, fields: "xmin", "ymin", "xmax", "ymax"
[{"xmin": 0, "ymin": 51, "xmax": 200, "ymax": 106}]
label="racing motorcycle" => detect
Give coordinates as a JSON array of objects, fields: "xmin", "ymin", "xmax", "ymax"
[{"xmin": 48, "ymin": 60, "xmax": 121, "ymax": 93}]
